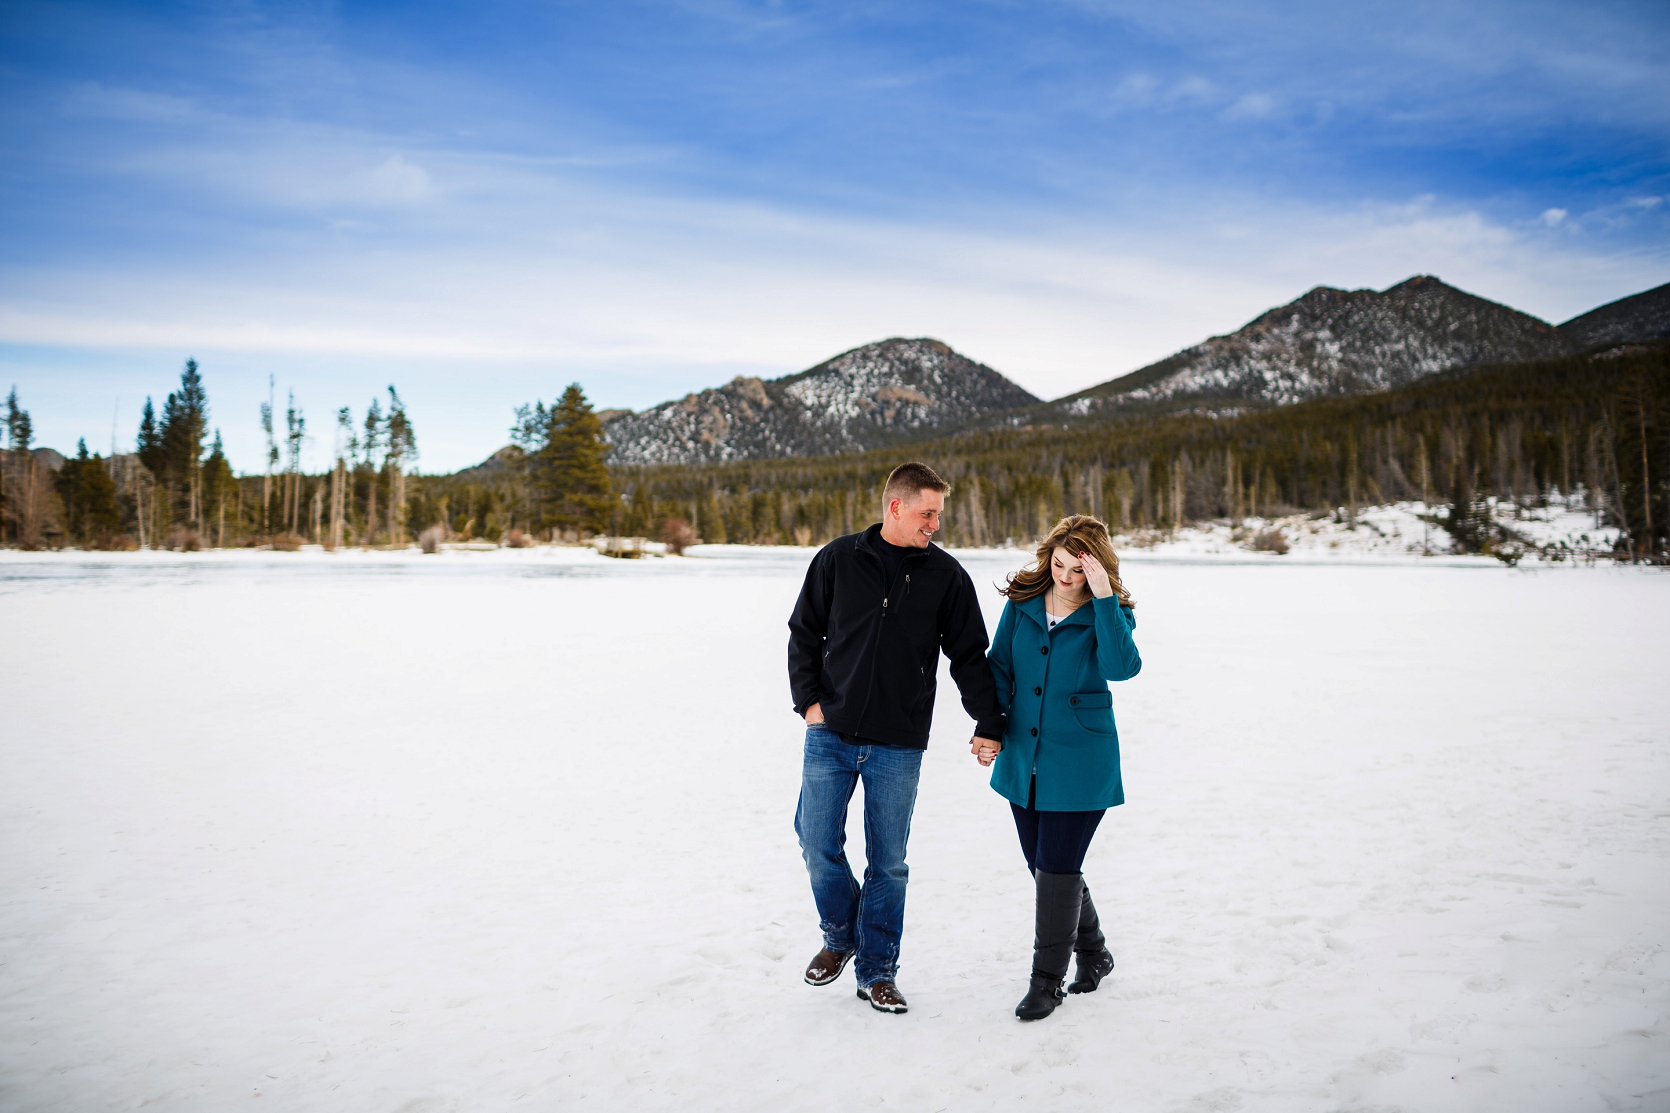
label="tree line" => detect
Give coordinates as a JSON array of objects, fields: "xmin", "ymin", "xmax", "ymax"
[
  {"xmin": 604, "ymin": 346, "xmax": 1669, "ymax": 561},
  {"xmin": 0, "ymin": 361, "xmax": 424, "ymax": 550},
  {"xmin": 4, "ymin": 346, "xmax": 1665, "ymax": 560}
]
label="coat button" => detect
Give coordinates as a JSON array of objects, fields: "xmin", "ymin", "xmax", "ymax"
[
  {"xmin": 1033, "ymin": 686, "xmax": 1042, "ymax": 696},
  {"xmin": 1071, "ymin": 697, "xmax": 1079, "ymax": 705},
  {"xmin": 1039, "ymin": 646, "xmax": 1048, "ymax": 655},
  {"xmin": 1030, "ymin": 727, "xmax": 1038, "ymax": 736}
]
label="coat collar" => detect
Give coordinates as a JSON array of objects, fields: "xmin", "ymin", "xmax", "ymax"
[
  {"xmin": 1017, "ymin": 593, "xmax": 1093, "ymax": 631},
  {"xmin": 855, "ymin": 522, "xmax": 935, "ymax": 559}
]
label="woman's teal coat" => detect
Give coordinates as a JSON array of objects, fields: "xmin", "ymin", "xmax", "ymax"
[{"xmin": 987, "ymin": 594, "xmax": 1141, "ymax": 811}]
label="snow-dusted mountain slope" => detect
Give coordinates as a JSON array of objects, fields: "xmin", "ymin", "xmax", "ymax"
[
  {"xmin": 1033, "ymin": 275, "xmax": 1578, "ymax": 421},
  {"xmin": 1559, "ymin": 280, "xmax": 1670, "ymax": 347},
  {"xmin": 602, "ymin": 338, "xmax": 1039, "ymax": 464}
]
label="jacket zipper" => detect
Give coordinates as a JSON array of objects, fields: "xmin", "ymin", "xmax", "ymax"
[{"xmin": 857, "ymin": 542, "xmax": 918, "ymax": 734}]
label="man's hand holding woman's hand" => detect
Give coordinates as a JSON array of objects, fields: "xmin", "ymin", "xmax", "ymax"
[
  {"xmin": 814, "ymin": 703, "xmax": 1001, "ymax": 767},
  {"xmin": 1076, "ymin": 551, "xmax": 1115, "ymax": 599}
]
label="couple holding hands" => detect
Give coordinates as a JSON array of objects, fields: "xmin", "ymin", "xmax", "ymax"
[{"xmin": 787, "ymin": 462, "xmax": 1141, "ymax": 1021}]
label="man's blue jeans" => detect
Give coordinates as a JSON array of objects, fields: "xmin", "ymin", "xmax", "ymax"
[{"xmin": 794, "ymin": 724, "xmax": 924, "ymax": 988}]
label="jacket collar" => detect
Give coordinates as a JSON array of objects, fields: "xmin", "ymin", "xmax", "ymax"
[
  {"xmin": 856, "ymin": 522, "xmax": 935, "ymax": 559},
  {"xmin": 1017, "ymin": 593, "xmax": 1093, "ymax": 631}
]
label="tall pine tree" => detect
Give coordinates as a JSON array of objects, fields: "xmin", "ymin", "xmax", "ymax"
[
  {"xmin": 203, "ymin": 430, "xmax": 236, "ymax": 546},
  {"xmin": 160, "ymin": 358, "xmax": 209, "ymax": 525},
  {"xmin": 137, "ymin": 397, "xmax": 164, "ymax": 475},
  {"xmin": 537, "ymin": 384, "xmax": 612, "ymax": 536},
  {"xmin": 384, "ymin": 386, "xmax": 416, "ymax": 542}
]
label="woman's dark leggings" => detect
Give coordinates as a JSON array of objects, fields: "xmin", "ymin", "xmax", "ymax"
[{"xmin": 1011, "ymin": 777, "xmax": 1106, "ymax": 874}]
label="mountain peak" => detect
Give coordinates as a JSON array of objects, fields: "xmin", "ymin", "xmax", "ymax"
[
  {"xmin": 1559, "ymin": 281, "xmax": 1670, "ymax": 347},
  {"xmin": 1048, "ymin": 275, "xmax": 1575, "ymax": 418},
  {"xmin": 604, "ymin": 337, "xmax": 1039, "ymax": 464}
]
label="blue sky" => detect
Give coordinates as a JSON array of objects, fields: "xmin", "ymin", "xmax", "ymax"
[{"xmin": 3, "ymin": 0, "xmax": 1667, "ymax": 472}]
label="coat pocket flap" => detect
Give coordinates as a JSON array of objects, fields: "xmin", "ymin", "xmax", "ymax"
[{"xmin": 1067, "ymin": 690, "xmax": 1111, "ymax": 709}]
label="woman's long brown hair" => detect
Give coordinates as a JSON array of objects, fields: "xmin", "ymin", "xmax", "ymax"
[{"xmin": 1000, "ymin": 514, "xmax": 1134, "ymax": 608}]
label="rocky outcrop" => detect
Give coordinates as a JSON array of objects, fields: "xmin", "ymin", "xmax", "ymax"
[{"xmin": 602, "ymin": 338, "xmax": 1039, "ymax": 464}]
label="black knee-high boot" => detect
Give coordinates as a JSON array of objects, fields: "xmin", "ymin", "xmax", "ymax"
[
  {"xmin": 1016, "ymin": 871, "xmax": 1082, "ymax": 1020},
  {"xmin": 1067, "ymin": 882, "xmax": 1115, "ymax": 994}
]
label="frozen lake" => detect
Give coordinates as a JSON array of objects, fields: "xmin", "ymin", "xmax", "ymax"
[{"xmin": 1, "ymin": 546, "xmax": 1666, "ymax": 1112}]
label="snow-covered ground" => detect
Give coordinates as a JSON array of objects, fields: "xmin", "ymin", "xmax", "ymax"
[
  {"xmin": 1110, "ymin": 499, "xmax": 1623, "ymax": 563},
  {"xmin": 1, "ymin": 545, "xmax": 1666, "ymax": 1112}
]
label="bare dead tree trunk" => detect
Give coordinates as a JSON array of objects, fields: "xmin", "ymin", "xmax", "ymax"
[
  {"xmin": 1171, "ymin": 460, "xmax": 1185, "ymax": 531},
  {"xmin": 390, "ymin": 464, "xmax": 406, "ymax": 545},
  {"xmin": 329, "ymin": 459, "xmax": 346, "ymax": 549}
]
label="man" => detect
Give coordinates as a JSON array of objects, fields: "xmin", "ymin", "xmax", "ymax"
[{"xmin": 787, "ymin": 461, "xmax": 1005, "ymax": 1014}]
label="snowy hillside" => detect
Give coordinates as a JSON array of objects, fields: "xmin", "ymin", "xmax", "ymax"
[
  {"xmin": 1036, "ymin": 275, "xmax": 1576, "ymax": 420},
  {"xmin": 1110, "ymin": 498, "xmax": 1623, "ymax": 565},
  {"xmin": 602, "ymin": 338, "xmax": 1039, "ymax": 464},
  {"xmin": 1559, "ymin": 280, "xmax": 1670, "ymax": 348}
]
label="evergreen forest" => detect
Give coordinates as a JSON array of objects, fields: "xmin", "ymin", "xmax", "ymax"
[
  {"xmin": 2, "ymin": 346, "xmax": 1666, "ymax": 561},
  {"xmin": 599, "ymin": 346, "xmax": 1669, "ymax": 561}
]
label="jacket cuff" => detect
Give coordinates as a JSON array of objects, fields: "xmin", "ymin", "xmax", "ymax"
[{"xmin": 974, "ymin": 714, "xmax": 1007, "ymax": 740}]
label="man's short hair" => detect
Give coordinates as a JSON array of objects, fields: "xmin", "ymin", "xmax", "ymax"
[{"xmin": 883, "ymin": 462, "xmax": 951, "ymax": 508}]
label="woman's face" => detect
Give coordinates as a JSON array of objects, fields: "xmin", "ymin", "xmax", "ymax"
[{"xmin": 1050, "ymin": 546, "xmax": 1087, "ymax": 595}]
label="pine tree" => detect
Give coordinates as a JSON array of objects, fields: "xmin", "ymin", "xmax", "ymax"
[
  {"xmin": 159, "ymin": 358, "xmax": 209, "ymax": 526},
  {"xmin": 203, "ymin": 430, "xmax": 236, "ymax": 546},
  {"xmin": 3, "ymin": 387, "xmax": 32, "ymax": 542},
  {"xmin": 330, "ymin": 407, "xmax": 354, "ymax": 548},
  {"xmin": 3, "ymin": 388, "xmax": 61, "ymax": 546},
  {"xmin": 56, "ymin": 439, "xmax": 123, "ymax": 542},
  {"xmin": 537, "ymin": 383, "xmax": 612, "ymax": 536},
  {"xmin": 260, "ymin": 376, "xmax": 277, "ymax": 533},
  {"xmin": 384, "ymin": 387, "xmax": 416, "ymax": 543},
  {"xmin": 284, "ymin": 392, "xmax": 305, "ymax": 534},
  {"xmin": 137, "ymin": 397, "xmax": 164, "ymax": 475},
  {"xmin": 361, "ymin": 398, "xmax": 384, "ymax": 543},
  {"xmin": 5, "ymin": 386, "xmax": 31, "ymax": 453}
]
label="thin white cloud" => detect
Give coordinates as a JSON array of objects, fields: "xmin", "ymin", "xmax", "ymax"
[
  {"xmin": 1169, "ymin": 75, "xmax": 1216, "ymax": 102},
  {"xmin": 1223, "ymin": 92, "xmax": 1276, "ymax": 120},
  {"xmin": 62, "ymin": 82, "xmax": 203, "ymax": 123},
  {"xmin": 4, "ymin": 171, "xmax": 1660, "ymax": 399},
  {"xmin": 1108, "ymin": 72, "xmax": 1158, "ymax": 106},
  {"xmin": 1541, "ymin": 207, "xmax": 1567, "ymax": 227},
  {"xmin": 344, "ymin": 156, "xmax": 432, "ymax": 206}
]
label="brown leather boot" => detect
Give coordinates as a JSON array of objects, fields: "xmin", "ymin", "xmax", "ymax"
[
  {"xmin": 803, "ymin": 948, "xmax": 853, "ymax": 986},
  {"xmin": 857, "ymin": 981, "xmax": 908, "ymax": 1013}
]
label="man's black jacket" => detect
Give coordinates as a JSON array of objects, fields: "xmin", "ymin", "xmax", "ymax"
[{"xmin": 787, "ymin": 524, "xmax": 1006, "ymax": 749}]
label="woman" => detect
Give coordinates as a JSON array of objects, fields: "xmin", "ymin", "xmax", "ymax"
[{"xmin": 974, "ymin": 515, "xmax": 1141, "ymax": 1021}]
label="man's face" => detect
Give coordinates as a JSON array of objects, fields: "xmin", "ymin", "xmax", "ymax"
[{"xmin": 888, "ymin": 489, "xmax": 944, "ymax": 547}]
